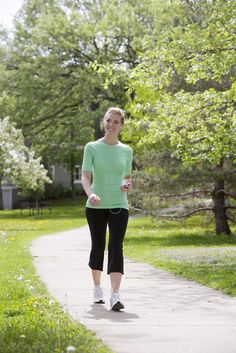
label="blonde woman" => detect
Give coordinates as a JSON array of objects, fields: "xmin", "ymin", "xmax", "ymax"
[{"xmin": 81, "ymin": 107, "xmax": 133, "ymax": 311}]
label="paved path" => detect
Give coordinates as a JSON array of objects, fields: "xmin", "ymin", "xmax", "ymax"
[{"xmin": 30, "ymin": 226, "xmax": 236, "ymax": 353}]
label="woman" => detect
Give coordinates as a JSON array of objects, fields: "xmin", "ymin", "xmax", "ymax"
[{"xmin": 81, "ymin": 107, "xmax": 133, "ymax": 311}]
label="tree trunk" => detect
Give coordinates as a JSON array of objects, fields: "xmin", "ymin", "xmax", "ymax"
[
  {"xmin": 212, "ymin": 178, "xmax": 231, "ymax": 235},
  {"xmin": 91, "ymin": 100, "xmax": 103, "ymax": 140},
  {"xmin": 94, "ymin": 116, "xmax": 103, "ymax": 140}
]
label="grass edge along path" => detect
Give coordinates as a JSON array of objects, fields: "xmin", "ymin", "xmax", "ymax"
[
  {"xmin": 0, "ymin": 198, "xmax": 113, "ymax": 353},
  {"xmin": 125, "ymin": 215, "xmax": 236, "ymax": 297}
]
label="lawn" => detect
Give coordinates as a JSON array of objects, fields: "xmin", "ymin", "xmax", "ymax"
[
  {"xmin": 125, "ymin": 214, "xmax": 236, "ymax": 296},
  {"xmin": 0, "ymin": 197, "xmax": 113, "ymax": 353}
]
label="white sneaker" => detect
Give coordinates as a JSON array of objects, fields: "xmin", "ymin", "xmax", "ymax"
[
  {"xmin": 93, "ymin": 286, "xmax": 105, "ymax": 304},
  {"xmin": 110, "ymin": 292, "xmax": 124, "ymax": 311}
]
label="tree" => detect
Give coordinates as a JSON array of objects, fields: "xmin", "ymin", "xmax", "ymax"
[
  {"xmin": 126, "ymin": 0, "xmax": 236, "ymax": 234},
  {"xmin": 0, "ymin": 0, "xmax": 161, "ymax": 194},
  {"xmin": 0, "ymin": 117, "xmax": 51, "ymax": 209}
]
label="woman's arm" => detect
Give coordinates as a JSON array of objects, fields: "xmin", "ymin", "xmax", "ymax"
[
  {"xmin": 81, "ymin": 171, "xmax": 101, "ymax": 206},
  {"xmin": 81, "ymin": 171, "xmax": 93, "ymax": 197}
]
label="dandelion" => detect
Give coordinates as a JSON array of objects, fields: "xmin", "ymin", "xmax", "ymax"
[
  {"xmin": 27, "ymin": 298, "xmax": 35, "ymax": 305},
  {"xmin": 66, "ymin": 346, "xmax": 76, "ymax": 352}
]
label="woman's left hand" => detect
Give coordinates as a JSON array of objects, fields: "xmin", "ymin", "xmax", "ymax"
[{"xmin": 120, "ymin": 180, "xmax": 132, "ymax": 192}]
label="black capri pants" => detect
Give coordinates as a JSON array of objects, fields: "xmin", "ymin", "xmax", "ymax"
[{"xmin": 85, "ymin": 208, "xmax": 129, "ymax": 274}]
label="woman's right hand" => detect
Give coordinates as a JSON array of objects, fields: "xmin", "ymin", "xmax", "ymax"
[{"xmin": 88, "ymin": 193, "xmax": 101, "ymax": 206}]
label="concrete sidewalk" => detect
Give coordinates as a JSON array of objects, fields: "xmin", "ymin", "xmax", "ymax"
[{"xmin": 30, "ymin": 226, "xmax": 236, "ymax": 353}]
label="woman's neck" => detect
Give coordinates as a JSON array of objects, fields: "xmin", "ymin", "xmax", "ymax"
[{"xmin": 101, "ymin": 135, "xmax": 119, "ymax": 145}]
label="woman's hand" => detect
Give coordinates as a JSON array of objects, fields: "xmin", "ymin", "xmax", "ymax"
[
  {"xmin": 120, "ymin": 179, "xmax": 132, "ymax": 192},
  {"xmin": 88, "ymin": 193, "xmax": 101, "ymax": 206},
  {"xmin": 82, "ymin": 172, "xmax": 101, "ymax": 206}
]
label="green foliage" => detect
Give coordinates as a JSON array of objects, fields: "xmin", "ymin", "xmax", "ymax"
[
  {"xmin": 128, "ymin": 0, "xmax": 236, "ymax": 165},
  {"xmin": 124, "ymin": 0, "xmax": 236, "ymax": 234},
  {"xmin": 44, "ymin": 182, "xmax": 72, "ymax": 199},
  {"xmin": 0, "ymin": 0, "xmax": 160, "ymax": 171}
]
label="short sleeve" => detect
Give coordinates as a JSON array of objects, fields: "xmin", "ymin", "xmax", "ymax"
[
  {"xmin": 82, "ymin": 143, "xmax": 93, "ymax": 172},
  {"xmin": 124, "ymin": 147, "xmax": 133, "ymax": 176}
]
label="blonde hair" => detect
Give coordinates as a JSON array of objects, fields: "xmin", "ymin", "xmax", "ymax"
[{"xmin": 104, "ymin": 107, "xmax": 125, "ymax": 125}]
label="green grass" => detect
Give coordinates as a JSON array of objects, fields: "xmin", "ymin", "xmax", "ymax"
[
  {"xmin": 0, "ymin": 198, "xmax": 113, "ymax": 353},
  {"xmin": 125, "ymin": 215, "xmax": 236, "ymax": 296}
]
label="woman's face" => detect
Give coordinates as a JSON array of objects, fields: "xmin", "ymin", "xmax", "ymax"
[{"xmin": 104, "ymin": 113, "xmax": 123, "ymax": 136}]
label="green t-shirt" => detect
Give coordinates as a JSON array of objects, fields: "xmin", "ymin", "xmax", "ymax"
[{"xmin": 82, "ymin": 139, "xmax": 133, "ymax": 209}]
